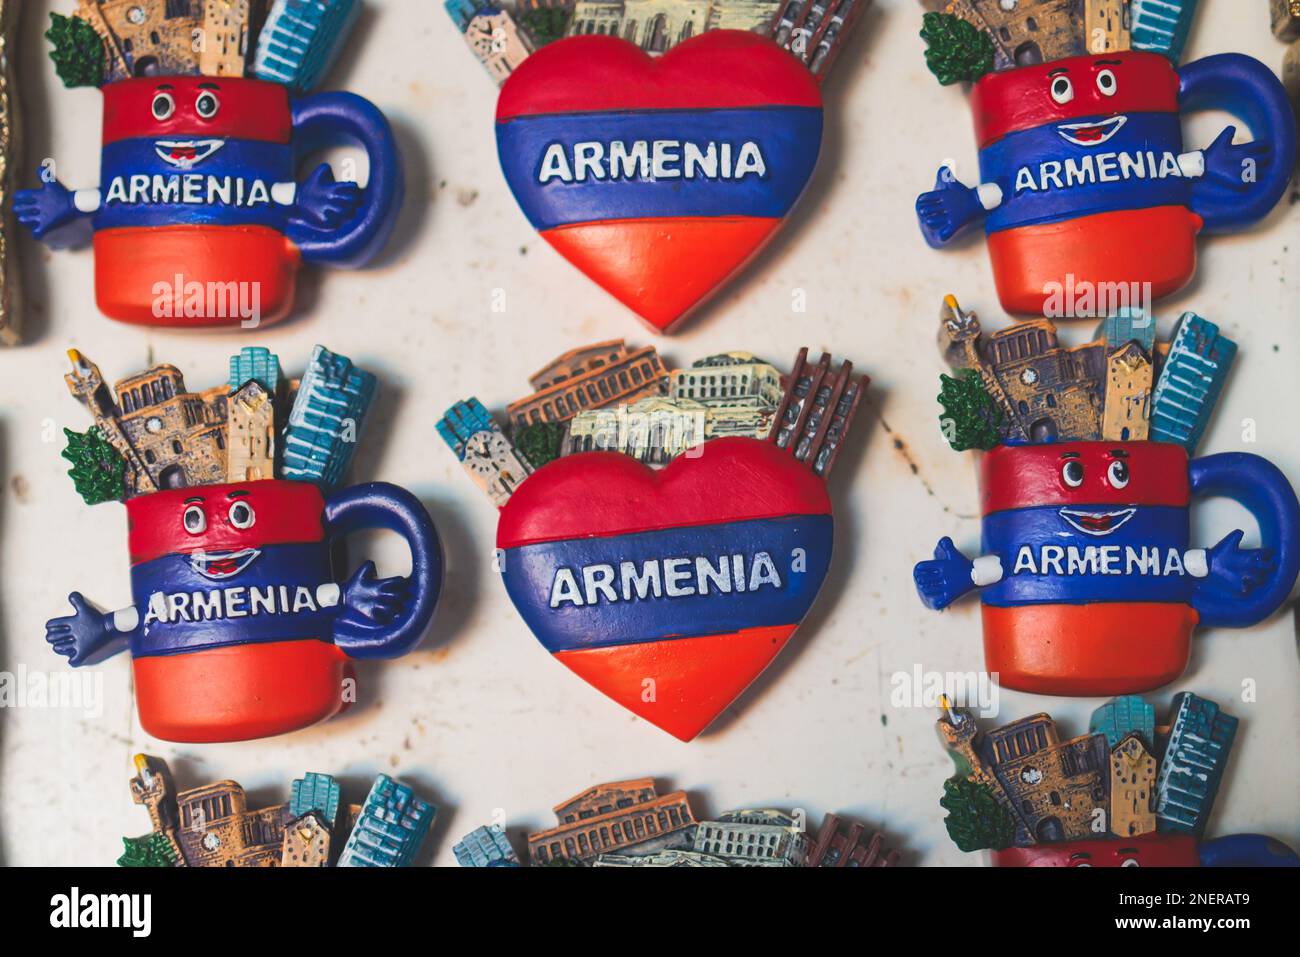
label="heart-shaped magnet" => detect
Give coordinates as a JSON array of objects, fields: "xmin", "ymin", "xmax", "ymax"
[
  {"xmin": 495, "ymin": 31, "xmax": 824, "ymax": 333},
  {"xmin": 496, "ymin": 437, "xmax": 833, "ymax": 741}
]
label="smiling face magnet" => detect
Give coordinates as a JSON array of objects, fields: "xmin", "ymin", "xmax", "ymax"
[
  {"xmin": 440, "ymin": 345, "xmax": 867, "ymax": 740},
  {"xmin": 914, "ymin": 10, "xmax": 1296, "ymax": 316},
  {"xmin": 492, "ymin": 2, "xmax": 867, "ymax": 333}
]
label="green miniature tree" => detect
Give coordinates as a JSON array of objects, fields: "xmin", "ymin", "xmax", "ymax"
[
  {"xmin": 117, "ymin": 833, "xmax": 177, "ymax": 868},
  {"xmin": 62, "ymin": 427, "xmax": 126, "ymax": 505},
  {"xmin": 920, "ymin": 12, "xmax": 995, "ymax": 86},
  {"xmin": 940, "ymin": 778, "xmax": 1016, "ymax": 852},
  {"xmin": 938, "ymin": 369, "xmax": 1003, "ymax": 452},
  {"xmin": 515, "ymin": 421, "xmax": 565, "ymax": 470},
  {"xmin": 519, "ymin": 8, "xmax": 571, "ymax": 48},
  {"xmin": 46, "ymin": 13, "xmax": 105, "ymax": 89}
]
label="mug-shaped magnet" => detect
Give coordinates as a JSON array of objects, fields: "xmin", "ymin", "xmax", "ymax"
[
  {"xmin": 16, "ymin": 76, "xmax": 403, "ymax": 327},
  {"xmin": 916, "ymin": 51, "xmax": 1297, "ymax": 315},
  {"xmin": 46, "ymin": 479, "xmax": 442, "ymax": 742},
  {"xmin": 914, "ymin": 441, "xmax": 1300, "ymax": 695}
]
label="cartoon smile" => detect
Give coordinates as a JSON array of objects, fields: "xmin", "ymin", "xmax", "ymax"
[
  {"xmin": 1059, "ymin": 507, "xmax": 1137, "ymax": 537},
  {"xmin": 154, "ymin": 139, "xmax": 225, "ymax": 169},
  {"xmin": 188, "ymin": 548, "xmax": 260, "ymax": 580},
  {"xmin": 1055, "ymin": 115, "xmax": 1127, "ymax": 147}
]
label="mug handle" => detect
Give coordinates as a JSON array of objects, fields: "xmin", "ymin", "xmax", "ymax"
[
  {"xmin": 1189, "ymin": 452, "xmax": 1300, "ymax": 629},
  {"xmin": 287, "ymin": 92, "xmax": 405, "ymax": 268},
  {"xmin": 323, "ymin": 482, "xmax": 443, "ymax": 659},
  {"xmin": 1178, "ymin": 53, "xmax": 1297, "ymax": 234}
]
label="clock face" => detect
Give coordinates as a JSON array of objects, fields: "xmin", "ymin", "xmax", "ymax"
[{"xmin": 465, "ymin": 430, "xmax": 500, "ymax": 476}]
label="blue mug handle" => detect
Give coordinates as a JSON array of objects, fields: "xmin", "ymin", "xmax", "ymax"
[
  {"xmin": 1189, "ymin": 452, "xmax": 1300, "ymax": 629},
  {"xmin": 324, "ymin": 482, "xmax": 443, "ymax": 659},
  {"xmin": 287, "ymin": 92, "xmax": 404, "ymax": 268},
  {"xmin": 1179, "ymin": 53, "xmax": 1297, "ymax": 233}
]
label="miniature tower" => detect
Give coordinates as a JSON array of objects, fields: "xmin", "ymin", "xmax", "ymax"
[
  {"xmin": 64, "ymin": 349, "xmax": 156, "ymax": 496},
  {"xmin": 200, "ymin": 0, "xmax": 262, "ymax": 77},
  {"xmin": 227, "ymin": 380, "xmax": 276, "ymax": 482},
  {"xmin": 1155, "ymin": 692, "xmax": 1238, "ymax": 836},
  {"xmin": 437, "ymin": 398, "xmax": 534, "ymax": 508},
  {"xmin": 453, "ymin": 824, "xmax": 521, "ymax": 867},
  {"xmin": 1090, "ymin": 694, "xmax": 1156, "ymax": 749},
  {"xmin": 290, "ymin": 771, "xmax": 341, "ymax": 829},
  {"xmin": 127, "ymin": 754, "xmax": 186, "ymax": 865},
  {"xmin": 337, "ymin": 774, "xmax": 436, "ymax": 867},
  {"xmin": 1130, "ymin": 0, "xmax": 1199, "ymax": 61},
  {"xmin": 1101, "ymin": 340, "xmax": 1153, "ymax": 442},
  {"xmin": 281, "ymin": 345, "xmax": 376, "ymax": 488},
  {"xmin": 1110, "ymin": 733, "xmax": 1157, "ymax": 837},
  {"xmin": 935, "ymin": 696, "xmax": 997, "ymax": 788},
  {"xmin": 1149, "ymin": 313, "xmax": 1236, "ymax": 453},
  {"xmin": 1085, "ymin": 0, "xmax": 1133, "ymax": 53},
  {"xmin": 253, "ymin": 0, "xmax": 360, "ymax": 92},
  {"xmin": 229, "ymin": 345, "xmax": 284, "ymax": 397}
]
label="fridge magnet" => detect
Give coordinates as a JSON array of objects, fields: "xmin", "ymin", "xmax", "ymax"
[
  {"xmin": 45, "ymin": 345, "xmax": 443, "ymax": 743},
  {"xmin": 490, "ymin": 0, "xmax": 871, "ymax": 333},
  {"xmin": 15, "ymin": 1, "xmax": 402, "ymax": 328},
  {"xmin": 524, "ymin": 777, "xmax": 899, "ymax": 867},
  {"xmin": 118, "ymin": 754, "xmax": 435, "ymax": 867},
  {"xmin": 935, "ymin": 694, "xmax": 1299, "ymax": 867},
  {"xmin": 0, "ymin": 0, "xmax": 21, "ymax": 345},
  {"xmin": 914, "ymin": 4, "xmax": 1296, "ymax": 316},
  {"xmin": 439, "ymin": 342, "xmax": 867, "ymax": 740},
  {"xmin": 914, "ymin": 297, "xmax": 1300, "ymax": 696}
]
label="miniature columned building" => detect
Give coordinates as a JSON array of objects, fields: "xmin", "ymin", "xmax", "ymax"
[
  {"xmin": 506, "ymin": 340, "xmax": 669, "ymax": 430},
  {"xmin": 527, "ymin": 778, "xmax": 696, "ymax": 864}
]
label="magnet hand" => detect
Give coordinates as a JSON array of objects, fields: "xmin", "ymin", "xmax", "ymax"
[
  {"xmin": 1201, "ymin": 126, "xmax": 1272, "ymax": 192},
  {"xmin": 45, "ymin": 592, "xmax": 121, "ymax": 667},
  {"xmin": 340, "ymin": 561, "xmax": 411, "ymax": 626},
  {"xmin": 294, "ymin": 163, "xmax": 363, "ymax": 229},
  {"xmin": 916, "ymin": 167, "xmax": 985, "ymax": 248},
  {"xmin": 13, "ymin": 180, "xmax": 80, "ymax": 240},
  {"xmin": 914, "ymin": 537, "xmax": 977, "ymax": 611},
  {"xmin": 1206, "ymin": 529, "xmax": 1276, "ymax": 597}
]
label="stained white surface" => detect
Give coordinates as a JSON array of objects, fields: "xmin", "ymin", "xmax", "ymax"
[{"xmin": 0, "ymin": 0, "xmax": 1296, "ymax": 867}]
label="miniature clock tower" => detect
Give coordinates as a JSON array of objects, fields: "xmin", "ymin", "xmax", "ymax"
[{"xmin": 438, "ymin": 398, "xmax": 533, "ymax": 507}]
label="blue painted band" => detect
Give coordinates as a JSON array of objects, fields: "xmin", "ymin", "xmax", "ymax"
[
  {"xmin": 502, "ymin": 514, "xmax": 832, "ymax": 653},
  {"xmin": 979, "ymin": 111, "xmax": 1191, "ymax": 234},
  {"xmin": 129, "ymin": 541, "xmax": 337, "ymax": 657},
  {"xmin": 96, "ymin": 138, "xmax": 294, "ymax": 231},
  {"xmin": 495, "ymin": 106, "xmax": 823, "ymax": 230},
  {"xmin": 979, "ymin": 504, "xmax": 1194, "ymax": 606}
]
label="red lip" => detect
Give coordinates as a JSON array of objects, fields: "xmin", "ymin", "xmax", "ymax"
[
  {"xmin": 1070, "ymin": 125, "xmax": 1106, "ymax": 142},
  {"xmin": 1077, "ymin": 514, "xmax": 1113, "ymax": 531},
  {"xmin": 207, "ymin": 558, "xmax": 238, "ymax": 576}
]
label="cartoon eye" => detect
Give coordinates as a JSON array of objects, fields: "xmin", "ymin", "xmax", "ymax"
[
  {"xmin": 152, "ymin": 91, "xmax": 175, "ymax": 121},
  {"xmin": 195, "ymin": 91, "xmax": 220, "ymax": 119},
  {"xmin": 1107, "ymin": 460, "xmax": 1130, "ymax": 489},
  {"xmin": 1120, "ymin": 858, "xmax": 1141, "ymax": 867},
  {"xmin": 1071, "ymin": 861, "xmax": 1092, "ymax": 868},
  {"xmin": 1062, "ymin": 460, "xmax": 1085, "ymax": 488},
  {"xmin": 1096, "ymin": 69, "xmax": 1118, "ymax": 97},
  {"xmin": 183, "ymin": 504, "xmax": 206, "ymax": 534},
  {"xmin": 1050, "ymin": 75, "xmax": 1074, "ymax": 105},
  {"xmin": 228, "ymin": 500, "xmax": 255, "ymax": 529}
]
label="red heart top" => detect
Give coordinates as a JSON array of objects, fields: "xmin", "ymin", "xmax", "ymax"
[
  {"xmin": 496, "ymin": 31, "xmax": 822, "ymax": 120},
  {"xmin": 498, "ymin": 437, "xmax": 831, "ymax": 549}
]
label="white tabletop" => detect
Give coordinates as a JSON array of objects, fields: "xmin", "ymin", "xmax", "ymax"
[{"xmin": 0, "ymin": 0, "xmax": 1295, "ymax": 866}]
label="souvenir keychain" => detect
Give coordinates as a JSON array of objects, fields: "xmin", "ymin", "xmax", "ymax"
[
  {"xmin": 16, "ymin": 1, "xmax": 402, "ymax": 328},
  {"xmin": 935, "ymin": 694, "xmax": 1299, "ymax": 867},
  {"xmin": 913, "ymin": 297, "xmax": 1300, "ymax": 696},
  {"xmin": 115, "ymin": 755, "xmax": 435, "ymax": 868},
  {"xmin": 460, "ymin": 0, "xmax": 869, "ymax": 333},
  {"xmin": 439, "ymin": 343, "xmax": 867, "ymax": 740},
  {"xmin": 914, "ymin": 3, "xmax": 1296, "ymax": 315},
  {"xmin": 45, "ymin": 346, "xmax": 443, "ymax": 743}
]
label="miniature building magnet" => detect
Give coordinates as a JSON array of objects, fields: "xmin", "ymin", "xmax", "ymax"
[
  {"xmin": 915, "ymin": 8, "xmax": 1297, "ymax": 316},
  {"xmin": 441, "ymin": 345, "xmax": 867, "ymax": 741},
  {"xmin": 492, "ymin": 3, "xmax": 867, "ymax": 333},
  {"xmin": 15, "ymin": 2, "xmax": 402, "ymax": 328},
  {"xmin": 46, "ymin": 348, "xmax": 443, "ymax": 743}
]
